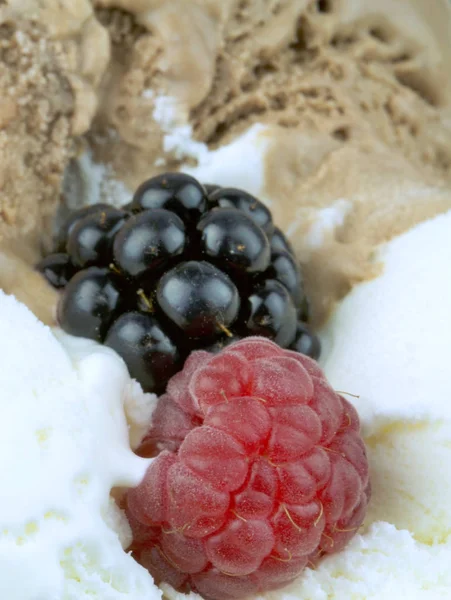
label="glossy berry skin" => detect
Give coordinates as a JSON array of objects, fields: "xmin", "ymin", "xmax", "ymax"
[
  {"xmin": 113, "ymin": 209, "xmax": 186, "ymax": 278},
  {"xmin": 127, "ymin": 338, "xmax": 370, "ymax": 600},
  {"xmin": 242, "ymin": 279, "xmax": 297, "ymax": 347},
  {"xmin": 209, "ymin": 188, "xmax": 274, "ymax": 236},
  {"xmin": 203, "ymin": 184, "xmax": 221, "ymax": 195},
  {"xmin": 58, "ymin": 267, "xmax": 124, "ymax": 341},
  {"xmin": 36, "ymin": 253, "xmax": 76, "ymax": 289},
  {"xmin": 157, "ymin": 261, "xmax": 240, "ymax": 339},
  {"xmin": 105, "ymin": 311, "xmax": 181, "ymax": 394},
  {"xmin": 265, "ymin": 250, "xmax": 303, "ymax": 307},
  {"xmin": 270, "ymin": 226, "xmax": 295, "ymax": 256},
  {"xmin": 67, "ymin": 207, "xmax": 127, "ymax": 268},
  {"xmin": 290, "ymin": 322, "xmax": 321, "ymax": 360},
  {"xmin": 130, "ymin": 173, "xmax": 207, "ymax": 223},
  {"xmin": 57, "ymin": 203, "xmax": 111, "ymax": 250},
  {"xmin": 197, "ymin": 208, "xmax": 270, "ymax": 275},
  {"xmin": 39, "ymin": 172, "xmax": 319, "ymax": 397}
]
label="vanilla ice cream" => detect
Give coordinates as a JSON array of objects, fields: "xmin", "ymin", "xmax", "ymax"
[
  {"xmin": 0, "ymin": 291, "xmax": 160, "ymax": 599},
  {"xmin": 1, "ymin": 0, "xmax": 451, "ymax": 598},
  {"xmin": 156, "ymin": 206, "xmax": 451, "ymax": 600},
  {"xmin": 321, "ymin": 210, "xmax": 451, "ymax": 541},
  {"xmin": 290, "ymin": 209, "xmax": 451, "ymax": 600}
]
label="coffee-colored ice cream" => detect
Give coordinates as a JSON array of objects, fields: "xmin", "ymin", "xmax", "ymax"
[
  {"xmin": 0, "ymin": 0, "xmax": 110, "ymax": 321},
  {"xmin": 96, "ymin": 0, "xmax": 451, "ymax": 322},
  {"xmin": 0, "ymin": 0, "xmax": 108, "ymax": 248},
  {"xmin": 1, "ymin": 1, "xmax": 451, "ymax": 598},
  {"xmin": 1, "ymin": 0, "xmax": 451, "ymax": 324}
]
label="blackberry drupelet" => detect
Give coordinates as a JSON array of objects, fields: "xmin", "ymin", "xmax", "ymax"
[
  {"xmin": 208, "ymin": 187, "xmax": 274, "ymax": 235},
  {"xmin": 57, "ymin": 267, "xmax": 125, "ymax": 341},
  {"xmin": 105, "ymin": 311, "xmax": 181, "ymax": 394},
  {"xmin": 38, "ymin": 172, "xmax": 320, "ymax": 394},
  {"xmin": 289, "ymin": 321, "xmax": 322, "ymax": 361},
  {"xmin": 67, "ymin": 207, "xmax": 127, "ymax": 268},
  {"xmin": 36, "ymin": 253, "xmax": 76, "ymax": 289}
]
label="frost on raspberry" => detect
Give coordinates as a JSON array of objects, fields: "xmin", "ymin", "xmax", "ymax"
[{"xmin": 126, "ymin": 337, "xmax": 370, "ymax": 600}]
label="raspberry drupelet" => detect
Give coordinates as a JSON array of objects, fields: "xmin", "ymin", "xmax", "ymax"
[{"xmin": 126, "ymin": 338, "xmax": 370, "ymax": 600}]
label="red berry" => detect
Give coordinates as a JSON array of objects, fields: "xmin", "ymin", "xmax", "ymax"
[{"xmin": 126, "ymin": 338, "xmax": 370, "ymax": 599}]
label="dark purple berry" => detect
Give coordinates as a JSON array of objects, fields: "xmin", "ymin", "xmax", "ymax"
[
  {"xmin": 204, "ymin": 184, "xmax": 221, "ymax": 195},
  {"xmin": 289, "ymin": 322, "xmax": 321, "ymax": 360},
  {"xmin": 105, "ymin": 312, "xmax": 181, "ymax": 394},
  {"xmin": 43, "ymin": 172, "xmax": 312, "ymax": 396},
  {"xmin": 130, "ymin": 173, "xmax": 207, "ymax": 222},
  {"xmin": 209, "ymin": 187, "xmax": 274, "ymax": 236},
  {"xmin": 121, "ymin": 200, "xmax": 136, "ymax": 213},
  {"xmin": 241, "ymin": 279, "xmax": 297, "ymax": 347},
  {"xmin": 299, "ymin": 296, "xmax": 311, "ymax": 322},
  {"xmin": 67, "ymin": 207, "xmax": 127, "ymax": 268},
  {"xmin": 270, "ymin": 226, "xmax": 295, "ymax": 256},
  {"xmin": 36, "ymin": 253, "xmax": 76, "ymax": 289},
  {"xmin": 265, "ymin": 250, "xmax": 304, "ymax": 307},
  {"xmin": 197, "ymin": 208, "xmax": 270, "ymax": 274},
  {"xmin": 113, "ymin": 209, "xmax": 186, "ymax": 278},
  {"xmin": 57, "ymin": 203, "xmax": 111, "ymax": 251},
  {"xmin": 156, "ymin": 261, "xmax": 240, "ymax": 339},
  {"xmin": 58, "ymin": 267, "xmax": 125, "ymax": 341}
]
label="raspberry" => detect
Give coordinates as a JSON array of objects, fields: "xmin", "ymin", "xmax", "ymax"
[{"xmin": 126, "ymin": 338, "xmax": 370, "ymax": 599}]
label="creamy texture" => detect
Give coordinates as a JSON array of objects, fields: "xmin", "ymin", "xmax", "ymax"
[
  {"xmin": 1, "ymin": 0, "xmax": 451, "ymax": 598},
  {"xmin": 321, "ymin": 210, "xmax": 451, "ymax": 543},
  {"xmin": 0, "ymin": 0, "xmax": 109, "ymax": 253},
  {"xmin": 3, "ymin": 0, "xmax": 451, "ymax": 325},
  {"xmin": 160, "ymin": 208, "xmax": 451, "ymax": 600},
  {"xmin": 74, "ymin": 0, "xmax": 451, "ymax": 321},
  {"xmin": 0, "ymin": 291, "xmax": 160, "ymax": 599},
  {"xmin": 87, "ymin": 0, "xmax": 451, "ymax": 188},
  {"xmin": 181, "ymin": 123, "xmax": 451, "ymax": 324},
  {"xmin": 163, "ymin": 524, "xmax": 451, "ymax": 600},
  {"xmin": 281, "ymin": 210, "xmax": 451, "ymax": 600}
]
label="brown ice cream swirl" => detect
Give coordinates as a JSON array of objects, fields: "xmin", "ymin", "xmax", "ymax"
[
  {"xmin": 91, "ymin": 0, "xmax": 451, "ymax": 322},
  {"xmin": 1, "ymin": 0, "xmax": 451, "ymax": 326}
]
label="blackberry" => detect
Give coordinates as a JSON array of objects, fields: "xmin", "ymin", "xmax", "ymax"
[
  {"xmin": 157, "ymin": 261, "xmax": 240, "ymax": 339},
  {"xmin": 105, "ymin": 312, "xmax": 181, "ymax": 394},
  {"xmin": 203, "ymin": 183, "xmax": 221, "ymax": 195},
  {"xmin": 57, "ymin": 267, "xmax": 125, "ymax": 342},
  {"xmin": 67, "ymin": 207, "xmax": 127, "ymax": 268},
  {"xmin": 209, "ymin": 187, "xmax": 274, "ymax": 235},
  {"xmin": 270, "ymin": 226, "xmax": 295, "ymax": 255},
  {"xmin": 197, "ymin": 208, "xmax": 270, "ymax": 274},
  {"xmin": 289, "ymin": 322, "xmax": 321, "ymax": 361},
  {"xmin": 56, "ymin": 203, "xmax": 111, "ymax": 251},
  {"xmin": 114, "ymin": 209, "xmax": 186, "ymax": 278},
  {"xmin": 39, "ymin": 172, "xmax": 319, "ymax": 395},
  {"xmin": 130, "ymin": 172, "xmax": 207, "ymax": 223},
  {"xmin": 263, "ymin": 250, "xmax": 303, "ymax": 307},
  {"xmin": 240, "ymin": 279, "xmax": 297, "ymax": 347},
  {"xmin": 36, "ymin": 253, "xmax": 76, "ymax": 289}
]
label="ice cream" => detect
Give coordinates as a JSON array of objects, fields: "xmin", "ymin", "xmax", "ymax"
[
  {"xmin": 297, "ymin": 209, "xmax": 451, "ymax": 599},
  {"xmin": 2, "ymin": 0, "xmax": 451, "ymax": 321},
  {"xmin": 0, "ymin": 0, "xmax": 108, "ymax": 254},
  {"xmin": 321, "ymin": 210, "xmax": 451, "ymax": 541},
  {"xmin": 81, "ymin": 0, "xmax": 451, "ymax": 195},
  {"xmin": 0, "ymin": 290, "xmax": 161, "ymax": 599},
  {"xmin": 1, "ymin": 0, "xmax": 451, "ymax": 598},
  {"xmin": 156, "ymin": 208, "xmax": 451, "ymax": 600},
  {"xmin": 68, "ymin": 0, "xmax": 451, "ymax": 323}
]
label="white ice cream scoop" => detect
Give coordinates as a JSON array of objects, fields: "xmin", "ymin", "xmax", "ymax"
[{"xmin": 0, "ymin": 291, "xmax": 160, "ymax": 599}]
